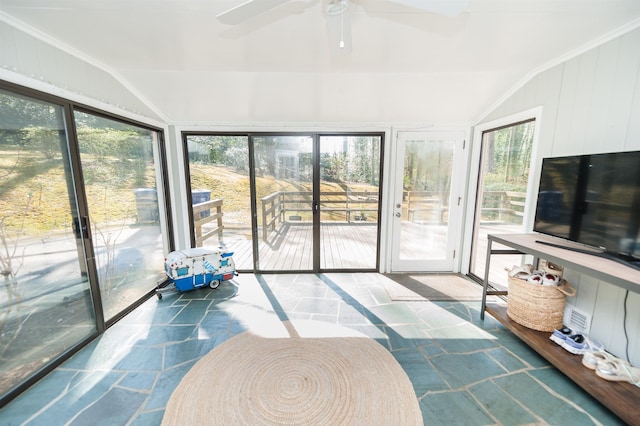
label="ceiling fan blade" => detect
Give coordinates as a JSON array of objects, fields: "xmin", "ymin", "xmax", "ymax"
[
  {"xmin": 387, "ymin": 0, "xmax": 470, "ymax": 17},
  {"xmin": 326, "ymin": 3, "xmax": 352, "ymax": 54},
  {"xmin": 216, "ymin": 0, "xmax": 292, "ymax": 25}
]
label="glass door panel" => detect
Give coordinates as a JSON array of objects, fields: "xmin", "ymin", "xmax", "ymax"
[
  {"xmin": 391, "ymin": 132, "xmax": 464, "ymax": 271},
  {"xmin": 185, "ymin": 135, "xmax": 252, "ymax": 270},
  {"xmin": 0, "ymin": 90, "xmax": 96, "ymax": 397},
  {"xmin": 75, "ymin": 111, "xmax": 165, "ymax": 321},
  {"xmin": 253, "ymin": 135, "xmax": 313, "ymax": 271},
  {"xmin": 319, "ymin": 135, "xmax": 380, "ymax": 269},
  {"xmin": 469, "ymin": 121, "xmax": 535, "ymax": 286}
]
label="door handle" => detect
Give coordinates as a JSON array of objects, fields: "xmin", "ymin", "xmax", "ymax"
[
  {"xmin": 73, "ymin": 216, "xmax": 91, "ymax": 239},
  {"xmin": 395, "ymin": 212, "xmax": 401, "ymax": 217},
  {"xmin": 81, "ymin": 216, "xmax": 91, "ymax": 239},
  {"xmin": 313, "ymin": 201, "xmax": 319, "ymax": 215}
]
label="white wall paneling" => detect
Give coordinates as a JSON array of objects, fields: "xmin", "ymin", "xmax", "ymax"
[{"xmin": 475, "ymin": 26, "xmax": 640, "ymax": 365}]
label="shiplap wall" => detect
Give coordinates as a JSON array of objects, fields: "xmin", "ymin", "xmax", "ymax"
[
  {"xmin": 479, "ymin": 27, "xmax": 640, "ymax": 364},
  {"xmin": 0, "ymin": 19, "xmax": 161, "ymax": 121}
]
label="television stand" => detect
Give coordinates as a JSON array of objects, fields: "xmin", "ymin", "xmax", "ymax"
[
  {"xmin": 534, "ymin": 239, "xmax": 604, "ymax": 255},
  {"xmin": 480, "ymin": 233, "xmax": 640, "ymax": 425}
]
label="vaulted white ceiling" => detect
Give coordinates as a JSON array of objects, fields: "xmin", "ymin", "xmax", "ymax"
[{"xmin": 2, "ymin": 0, "xmax": 640, "ymax": 124}]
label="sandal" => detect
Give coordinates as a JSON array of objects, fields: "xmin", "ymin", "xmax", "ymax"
[
  {"xmin": 507, "ymin": 264, "xmax": 534, "ymax": 279},
  {"xmin": 582, "ymin": 350, "xmax": 624, "ymax": 370},
  {"xmin": 595, "ymin": 359, "xmax": 640, "ymax": 387}
]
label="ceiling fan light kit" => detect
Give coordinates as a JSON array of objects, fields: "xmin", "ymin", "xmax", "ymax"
[
  {"xmin": 216, "ymin": 0, "xmax": 291, "ymax": 25},
  {"xmin": 216, "ymin": 0, "xmax": 470, "ymax": 53},
  {"xmin": 326, "ymin": 0, "xmax": 349, "ymax": 50},
  {"xmin": 327, "ymin": 0, "xmax": 349, "ymax": 17}
]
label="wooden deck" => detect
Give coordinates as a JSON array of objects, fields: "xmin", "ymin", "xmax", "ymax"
[
  {"xmin": 223, "ymin": 222, "xmax": 378, "ymax": 271},
  {"xmin": 213, "ymin": 221, "xmax": 527, "ymax": 277}
]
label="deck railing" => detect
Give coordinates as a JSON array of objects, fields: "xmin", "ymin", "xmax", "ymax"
[
  {"xmin": 403, "ymin": 191, "xmax": 449, "ymax": 223},
  {"xmin": 260, "ymin": 190, "xmax": 378, "ymax": 240},
  {"xmin": 221, "ymin": 189, "xmax": 526, "ymax": 243},
  {"xmin": 479, "ymin": 191, "xmax": 526, "ymax": 224},
  {"xmin": 193, "ymin": 197, "xmax": 224, "ymax": 246},
  {"xmin": 400, "ymin": 190, "xmax": 526, "ymax": 225}
]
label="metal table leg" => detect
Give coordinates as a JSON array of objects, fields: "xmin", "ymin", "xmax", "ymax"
[{"xmin": 481, "ymin": 238, "xmax": 492, "ymax": 320}]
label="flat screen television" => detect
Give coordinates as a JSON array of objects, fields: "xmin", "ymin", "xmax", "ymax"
[{"xmin": 533, "ymin": 150, "xmax": 640, "ymax": 269}]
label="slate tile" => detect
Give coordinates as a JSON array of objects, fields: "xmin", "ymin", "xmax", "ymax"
[
  {"xmin": 469, "ymin": 380, "xmax": 538, "ymax": 425},
  {"xmin": 68, "ymin": 388, "xmax": 148, "ymax": 426},
  {"xmin": 420, "ymin": 390, "xmax": 494, "ymax": 425},
  {"xmin": 430, "ymin": 352, "xmax": 506, "ymax": 389},
  {"xmin": 393, "ymin": 347, "xmax": 449, "ymax": 395},
  {"xmin": 493, "ymin": 372, "xmax": 598, "ymax": 425}
]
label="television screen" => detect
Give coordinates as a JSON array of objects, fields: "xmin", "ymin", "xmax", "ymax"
[
  {"xmin": 534, "ymin": 151, "xmax": 640, "ymax": 262},
  {"xmin": 534, "ymin": 156, "xmax": 581, "ymax": 240},
  {"xmin": 579, "ymin": 152, "xmax": 640, "ymax": 256}
]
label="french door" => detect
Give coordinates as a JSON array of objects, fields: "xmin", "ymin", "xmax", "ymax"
[
  {"xmin": 390, "ymin": 131, "xmax": 466, "ymax": 271},
  {"xmin": 251, "ymin": 133, "xmax": 382, "ymax": 271}
]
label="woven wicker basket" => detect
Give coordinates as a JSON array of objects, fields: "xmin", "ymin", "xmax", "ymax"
[{"xmin": 507, "ymin": 276, "xmax": 576, "ymax": 332}]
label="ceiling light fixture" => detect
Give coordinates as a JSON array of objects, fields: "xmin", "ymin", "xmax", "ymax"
[
  {"xmin": 327, "ymin": 0, "xmax": 349, "ymax": 16},
  {"xmin": 327, "ymin": 0, "xmax": 349, "ymax": 49}
]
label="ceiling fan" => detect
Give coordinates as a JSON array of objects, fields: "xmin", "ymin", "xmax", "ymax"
[{"xmin": 216, "ymin": 0, "xmax": 470, "ymax": 53}]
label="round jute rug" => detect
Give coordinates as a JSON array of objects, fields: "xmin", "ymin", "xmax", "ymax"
[{"xmin": 162, "ymin": 321, "xmax": 422, "ymax": 425}]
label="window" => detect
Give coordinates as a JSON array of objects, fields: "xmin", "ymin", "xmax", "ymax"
[{"xmin": 469, "ymin": 120, "xmax": 535, "ymax": 285}]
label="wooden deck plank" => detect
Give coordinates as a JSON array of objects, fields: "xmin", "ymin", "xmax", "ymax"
[{"xmin": 225, "ymin": 222, "xmax": 377, "ymax": 270}]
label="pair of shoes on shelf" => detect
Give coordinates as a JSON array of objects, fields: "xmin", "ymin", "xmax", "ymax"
[
  {"xmin": 549, "ymin": 326, "xmax": 602, "ymax": 355},
  {"xmin": 549, "ymin": 326, "xmax": 572, "ymax": 346},
  {"xmin": 582, "ymin": 350, "xmax": 640, "ymax": 387},
  {"xmin": 531, "ymin": 272, "xmax": 560, "ymax": 286}
]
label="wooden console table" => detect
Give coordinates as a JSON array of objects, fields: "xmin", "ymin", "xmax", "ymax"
[{"xmin": 480, "ymin": 233, "xmax": 640, "ymax": 425}]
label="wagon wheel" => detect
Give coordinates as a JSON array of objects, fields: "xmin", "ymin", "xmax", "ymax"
[{"xmin": 209, "ymin": 279, "xmax": 221, "ymax": 289}]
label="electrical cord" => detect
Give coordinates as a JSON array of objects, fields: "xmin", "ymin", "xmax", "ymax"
[{"xmin": 623, "ymin": 289, "xmax": 630, "ymax": 362}]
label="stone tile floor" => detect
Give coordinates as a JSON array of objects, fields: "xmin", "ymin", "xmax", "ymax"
[{"xmin": 0, "ymin": 273, "xmax": 623, "ymax": 425}]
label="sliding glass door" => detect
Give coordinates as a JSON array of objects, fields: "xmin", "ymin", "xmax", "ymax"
[
  {"xmin": 74, "ymin": 111, "xmax": 166, "ymax": 322},
  {"xmin": 0, "ymin": 90, "xmax": 96, "ymax": 399},
  {"xmin": 184, "ymin": 133, "xmax": 383, "ymax": 272},
  {"xmin": 319, "ymin": 135, "xmax": 380, "ymax": 269},
  {"xmin": 184, "ymin": 135, "xmax": 252, "ymax": 270},
  {"xmin": 253, "ymin": 135, "xmax": 315, "ymax": 271},
  {"xmin": 252, "ymin": 134, "xmax": 382, "ymax": 271},
  {"xmin": 0, "ymin": 85, "xmax": 169, "ymax": 404}
]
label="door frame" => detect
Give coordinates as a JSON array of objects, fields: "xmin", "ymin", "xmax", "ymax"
[
  {"xmin": 387, "ymin": 128, "xmax": 469, "ymax": 273},
  {"xmin": 460, "ymin": 107, "xmax": 543, "ymax": 277}
]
